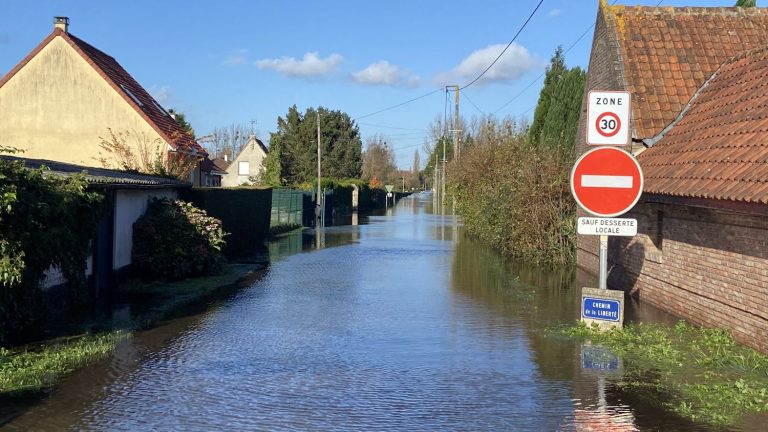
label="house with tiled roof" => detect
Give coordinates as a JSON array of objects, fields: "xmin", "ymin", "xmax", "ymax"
[
  {"xmin": 577, "ymin": 1, "xmax": 768, "ymax": 352},
  {"xmin": 220, "ymin": 135, "xmax": 269, "ymax": 187},
  {"xmin": 0, "ymin": 17, "xmax": 212, "ymax": 186}
]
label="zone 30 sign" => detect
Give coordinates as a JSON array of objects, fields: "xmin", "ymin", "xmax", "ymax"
[{"xmin": 587, "ymin": 91, "xmax": 631, "ymax": 146}]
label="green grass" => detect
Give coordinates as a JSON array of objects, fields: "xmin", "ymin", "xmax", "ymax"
[
  {"xmin": 111, "ymin": 262, "xmax": 264, "ymax": 329},
  {"xmin": 1, "ymin": 261, "xmax": 265, "ymax": 396},
  {"xmin": 268, "ymin": 223, "xmax": 303, "ymax": 238},
  {"xmin": 551, "ymin": 321, "xmax": 768, "ymax": 426},
  {"xmin": 0, "ymin": 331, "xmax": 130, "ymax": 395}
]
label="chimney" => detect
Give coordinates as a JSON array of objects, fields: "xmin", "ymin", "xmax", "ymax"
[
  {"xmin": 224, "ymin": 154, "xmax": 229, "ymax": 162},
  {"xmin": 54, "ymin": 16, "xmax": 69, "ymax": 33}
]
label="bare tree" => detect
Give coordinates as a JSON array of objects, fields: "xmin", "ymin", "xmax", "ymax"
[
  {"xmin": 200, "ymin": 123, "xmax": 255, "ymax": 159},
  {"xmin": 362, "ymin": 134, "xmax": 398, "ymax": 187},
  {"xmin": 96, "ymin": 128, "xmax": 197, "ymax": 181}
]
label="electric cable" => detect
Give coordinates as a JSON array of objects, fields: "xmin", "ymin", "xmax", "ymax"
[{"xmin": 459, "ymin": 0, "xmax": 545, "ymax": 90}]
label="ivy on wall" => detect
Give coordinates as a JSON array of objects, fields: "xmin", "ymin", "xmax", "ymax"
[{"xmin": 0, "ymin": 158, "xmax": 107, "ymax": 346}]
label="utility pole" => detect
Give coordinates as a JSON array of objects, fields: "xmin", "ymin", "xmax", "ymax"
[
  {"xmin": 433, "ymin": 150, "xmax": 438, "ymax": 202},
  {"xmin": 316, "ymin": 111, "xmax": 322, "ymax": 226},
  {"xmin": 441, "ymin": 127, "xmax": 446, "ymax": 210},
  {"xmin": 454, "ymin": 85, "xmax": 460, "ymax": 161}
]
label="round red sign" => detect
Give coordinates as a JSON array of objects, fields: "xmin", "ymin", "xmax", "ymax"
[
  {"xmin": 595, "ymin": 112, "xmax": 621, "ymax": 137},
  {"xmin": 570, "ymin": 147, "xmax": 643, "ymax": 217}
]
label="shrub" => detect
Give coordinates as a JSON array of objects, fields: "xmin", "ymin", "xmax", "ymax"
[
  {"xmin": 0, "ymin": 158, "xmax": 106, "ymax": 345},
  {"xmin": 132, "ymin": 199, "xmax": 227, "ymax": 281},
  {"xmin": 448, "ymin": 134, "xmax": 575, "ymax": 265}
]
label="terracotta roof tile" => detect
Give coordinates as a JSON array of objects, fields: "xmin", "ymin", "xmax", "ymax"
[
  {"xmin": 639, "ymin": 47, "xmax": 768, "ymax": 204},
  {"xmin": 606, "ymin": 5, "xmax": 768, "ymax": 138},
  {"xmin": 63, "ymin": 33, "xmax": 206, "ymax": 156}
]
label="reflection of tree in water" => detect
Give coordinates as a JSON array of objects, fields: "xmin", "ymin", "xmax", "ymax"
[{"xmin": 450, "ymin": 232, "xmax": 579, "ymax": 381}]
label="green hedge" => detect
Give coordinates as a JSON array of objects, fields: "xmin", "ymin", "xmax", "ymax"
[
  {"xmin": 180, "ymin": 187, "xmax": 272, "ymax": 258},
  {"xmin": 1, "ymin": 158, "xmax": 106, "ymax": 346}
]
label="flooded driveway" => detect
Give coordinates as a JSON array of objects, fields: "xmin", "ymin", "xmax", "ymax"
[{"xmin": 0, "ymin": 194, "xmax": 751, "ymax": 431}]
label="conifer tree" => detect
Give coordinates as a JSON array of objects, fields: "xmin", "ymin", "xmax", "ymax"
[
  {"xmin": 539, "ymin": 66, "xmax": 587, "ymax": 154},
  {"xmin": 529, "ymin": 46, "xmax": 566, "ymax": 145}
]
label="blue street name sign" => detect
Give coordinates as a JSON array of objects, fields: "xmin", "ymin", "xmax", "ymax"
[{"xmin": 582, "ymin": 297, "xmax": 621, "ymax": 322}]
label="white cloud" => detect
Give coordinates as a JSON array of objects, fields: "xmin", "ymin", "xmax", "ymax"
[
  {"xmin": 149, "ymin": 85, "xmax": 172, "ymax": 105},
  {"xmin": 549, "ymin": 9, "xmax": 561, "ymax": 17},
  {"xmin": 434, "ymin": 43, "xmax": 542, "ymax": 86},
  {"xmin": 221, "ymin": 48, "xmax": 249, "ymax": 66},
  {"xmin": 255, "ymin": 52, "xmax": 344, "ymax": 78},
  {"xmin": 351, "ymin": 60, "xmax": 420, "ymax": 87}
]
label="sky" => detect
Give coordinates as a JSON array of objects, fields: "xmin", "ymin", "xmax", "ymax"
[{"xmin": 0, "ymin": 0, "xmax": 750, "ymax": 167}]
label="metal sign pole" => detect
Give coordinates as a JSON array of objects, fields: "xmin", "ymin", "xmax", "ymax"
[{"xmin": 599, "ymin": 235, "xmax": 608, "ymax": 289}]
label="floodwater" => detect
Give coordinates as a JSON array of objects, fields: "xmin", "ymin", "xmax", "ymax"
[{"xmin": 0, "ymin": 194, "xmax": 759, "ymax": 431}]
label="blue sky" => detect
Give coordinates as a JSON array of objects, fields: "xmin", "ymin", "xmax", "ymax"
[{"xmin": 0, "ymin": 0, "xmax": 748, "ymax": 167}]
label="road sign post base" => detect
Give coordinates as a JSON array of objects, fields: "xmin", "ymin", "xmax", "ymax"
[{"xmin": 581, "ymin": 287, "xmax": 624, "ymax": 330}]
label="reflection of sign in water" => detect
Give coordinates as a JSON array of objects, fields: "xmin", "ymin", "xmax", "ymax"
[
  {"xmin": 582, "ymin": 297, "xmax": 620, "ymax": 322},
  {"xmin": 581, "ymin": 344, "xmax": 620, "ymax": 371}
]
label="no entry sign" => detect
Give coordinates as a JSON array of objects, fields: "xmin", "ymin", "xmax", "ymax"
[
  {"xmin": 570, "ymin": 147, "xmax": 643, "ymax": 217},
  {"xmin": 587, "ymin": 91, "xmax": 630, "ymax": 145}
]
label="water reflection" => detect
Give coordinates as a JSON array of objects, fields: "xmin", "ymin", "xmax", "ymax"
[{"xmin": 1, "ymin": 195, "xmax": 759, "ymax": 431}]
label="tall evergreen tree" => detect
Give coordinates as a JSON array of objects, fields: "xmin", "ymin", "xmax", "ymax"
[
  {"xmin": 168, "ymin": 109, "xmax": 195, "ymax": 138},
  {"xmin": 262, "ymin": 138, "xmax": 282, "ymax": 185},
  {"xmin": 735, "ymin": 0, "xmax": 756, "ymax": 7},
  {"xmin": 529, "ymin": 46, "xmax": 566, "ymax": 145},
  {"xmin": 539, "ymin": 66, "xmax": 587, "ymax": 154},
  {"xmin": 269, "ymin": 105, "xmax": 363, "ymax": 184}
]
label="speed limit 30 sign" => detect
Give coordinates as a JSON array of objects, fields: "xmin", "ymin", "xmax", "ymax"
[{"xmin": 587, "ymin": 91, "xmax": 630, "ymax": 146}]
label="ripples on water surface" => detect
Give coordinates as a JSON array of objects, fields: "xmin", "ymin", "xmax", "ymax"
[{"xmin": 2, "ymin": 194, "xmax": 759, "ymax": 431}]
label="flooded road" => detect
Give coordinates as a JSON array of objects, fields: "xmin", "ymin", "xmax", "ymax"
[{"xmin": 0, "ymin": 194, "xmax": 750, "ymax": 431}]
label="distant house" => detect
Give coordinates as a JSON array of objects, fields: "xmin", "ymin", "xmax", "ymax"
[
  {"xmin": 0, "ymin": 16, "xmax": 214, "ymax": 186},
  {"xmin": 201, "ymin": 156, "xmax": 228, "ymax": 187},
  {"xmin": 577, "ymin": 2, "xmax": 768, "ymax": 352},
  {"xmin": 221, "ymin": 135, "xmax": 268, "ymax": 187}
]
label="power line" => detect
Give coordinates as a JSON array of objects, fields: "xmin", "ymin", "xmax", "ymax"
[
  {"xmin": 358, "ymin": 122, "xmax": 428, "ymax": 132},
  {"xmin": 353, "ymin": 88, "xmax": 443, "ymax": 121},
  {"xmin": 492, "ymin": 0, "xmax": 627, "ymax": 115},
  {"xmin": 459, "ymin": 0, "xmax": 545, "ymax": 90},
  {"xmin": 463, "ymin": 91, "xmax": 484, "ymax": 115}
]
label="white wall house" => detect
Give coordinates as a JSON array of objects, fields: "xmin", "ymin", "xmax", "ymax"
[{"xmin": 221, "ymin": 135, "xmax": 268, "ymax": 187}]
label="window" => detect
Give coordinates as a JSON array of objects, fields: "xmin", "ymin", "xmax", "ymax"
[
  {"xmin": 119, "ymin": 84, "xmax": 144, "ymax": 107},
  {"xmin": 152, "ymin": 99, "xmax": 169, "ymax": 116},
  {"xmin": 238, "ymin": 161, "xmax": 250, "ymax": 176}
]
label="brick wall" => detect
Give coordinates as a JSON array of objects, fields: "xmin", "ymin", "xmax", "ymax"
[
  {"xmin": 575, "ymin": 2, "xmax": 768, "ymax": 353},
  {"xmin": 607, "ymin": 201, "xmax": 768, "ymax": 353}
]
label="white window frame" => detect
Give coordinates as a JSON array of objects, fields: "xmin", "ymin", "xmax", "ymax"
[{"xmin": 238, "ymin": 161, "xmax": 250, "ymax": 176}]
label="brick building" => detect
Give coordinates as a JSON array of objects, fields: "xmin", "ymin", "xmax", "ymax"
[{"xmin": 577, "ymin": 2, "xmax": 768, "ymax": 352}]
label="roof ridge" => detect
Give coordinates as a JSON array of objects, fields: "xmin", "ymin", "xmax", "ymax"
[{"xmin": 641, "ymin": 45, "xmax": 768, "ymax": 148}]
